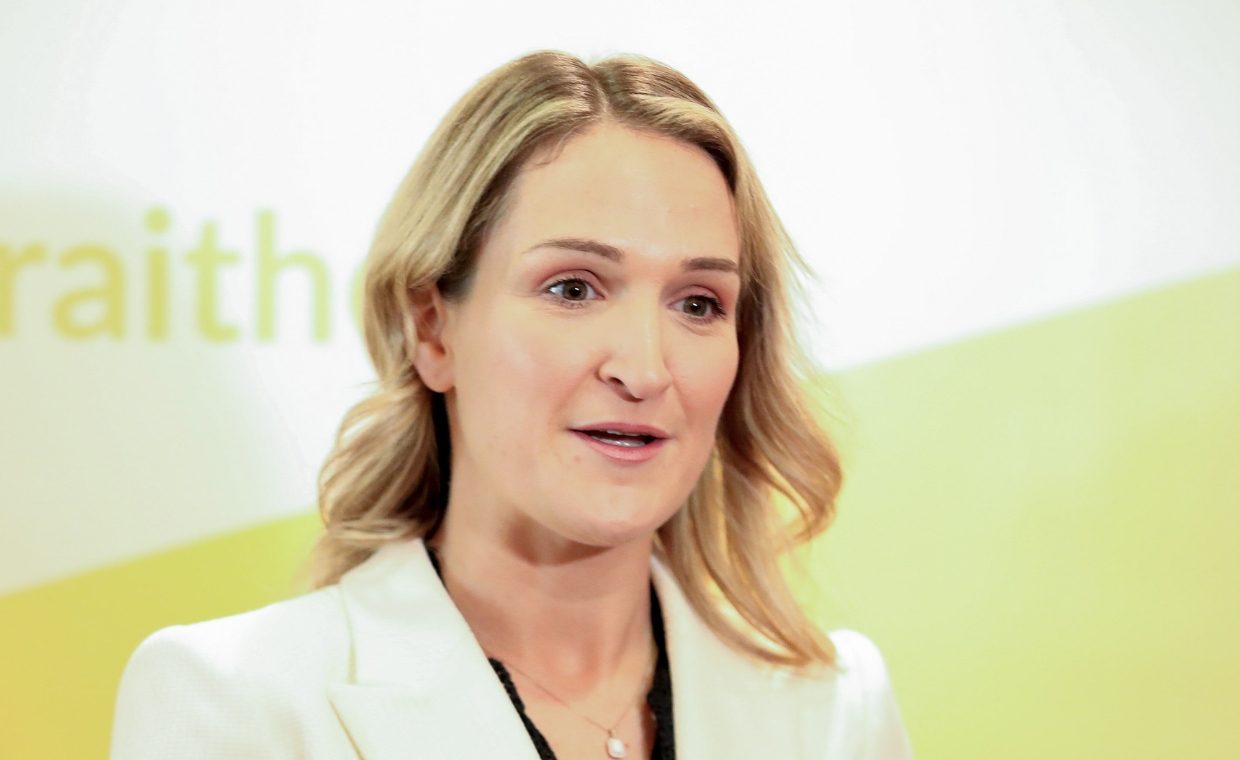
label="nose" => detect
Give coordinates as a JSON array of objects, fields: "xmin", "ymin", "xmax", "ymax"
[{"xmin": 598, "ymin": 302, "xmax": 673, "ymax": 402}]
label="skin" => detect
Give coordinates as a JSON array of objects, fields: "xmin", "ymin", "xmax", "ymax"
[{"xmin": 412, "ymin": 121, "xmax": 742, "ymax": 758}]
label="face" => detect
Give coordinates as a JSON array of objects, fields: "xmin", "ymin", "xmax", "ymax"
[{"xmin": 421, "ymin": 122, "xmax": 741, "ymax": 551}]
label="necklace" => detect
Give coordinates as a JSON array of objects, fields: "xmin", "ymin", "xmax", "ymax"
[
  {"xmin": 426, "ymin": 544, "xmax": 656, "ymax": 758},
  {"xmin": 495, "ymin": 646, "xmax": 657, "ymax": 759}
]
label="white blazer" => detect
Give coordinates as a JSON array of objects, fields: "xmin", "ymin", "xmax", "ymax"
[{"xmin": 111, "ymin": 538, "xmax": 913, "ymax": 759}]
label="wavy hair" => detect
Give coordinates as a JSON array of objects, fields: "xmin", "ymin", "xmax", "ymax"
[{"xmin": 309, "ymin": 50, "xmax": 843, "ymax": 669}]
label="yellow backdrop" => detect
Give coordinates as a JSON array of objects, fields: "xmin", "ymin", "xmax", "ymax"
[{"xmin": 3, "ymin": 267, "xmax": 1236, "ymax": 758}]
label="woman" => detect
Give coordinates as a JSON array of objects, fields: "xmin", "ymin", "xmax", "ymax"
[{"xmin": 112, "ymin": 50, "xmax": 913, "ymax": 759}]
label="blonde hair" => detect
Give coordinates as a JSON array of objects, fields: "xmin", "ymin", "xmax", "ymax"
[{"xmin": 310, "ymin": 50, "xmax": 842, "ymax": 669}]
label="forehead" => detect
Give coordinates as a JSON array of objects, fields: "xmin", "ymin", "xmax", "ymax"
[{"xmin": 490, "ymin": 123, "xmax": 740, "ymax": 266}]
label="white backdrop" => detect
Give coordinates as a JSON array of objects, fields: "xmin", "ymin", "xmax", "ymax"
[{"xmin": 2, "ymin": 0, "xmax": 1237, "ymax": 593}]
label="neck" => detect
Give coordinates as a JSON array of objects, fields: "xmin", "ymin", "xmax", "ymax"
[{"xmin": 428, "ymin": 502, "xmax": 655, "ymax": 690}]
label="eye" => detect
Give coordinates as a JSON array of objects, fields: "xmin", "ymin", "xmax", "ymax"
[
  {"xmin": 546, "ymin": 277, "xmax": 597, "ymax": 304},
  {"xmin": 676, "ymin": 293, "xmax": 727, "ymax": 323}
]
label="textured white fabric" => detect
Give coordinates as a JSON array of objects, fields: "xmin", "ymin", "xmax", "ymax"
[{"xmin": 111, "ymin": 538, "xmax": 914, "ymax": 759}]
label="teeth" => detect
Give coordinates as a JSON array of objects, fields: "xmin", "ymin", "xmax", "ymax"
[
  {"xmin": 585, "ymin": 430, "xmax": 651, "ymax": 448},
  {"xmin": 603, "ymin": 429, "xmax": 658, "ymax": 437}
]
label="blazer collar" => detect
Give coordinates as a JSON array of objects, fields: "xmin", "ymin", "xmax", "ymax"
[{"xmin": 328, "ymin": 538, "xmax": 833, "ymax": 759}]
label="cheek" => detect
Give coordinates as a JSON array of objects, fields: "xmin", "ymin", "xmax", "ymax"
[
  {"xmin": 458, "ymin": 308, "xmax": 590, "ymax": 433},
  {"xmin": 674, "ymin": 337, "xmax": 740, "ymax": 431}
]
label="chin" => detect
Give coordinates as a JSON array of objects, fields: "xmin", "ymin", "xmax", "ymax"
[
  {"xmin": 556, "ymin": 503, "xmax": 673, "ymax": 551},
  {"xmin": 572, "ymin": 521, "xmax": 659, "ymax": 550},
  {"xmin": 528, "ymin": 478, "xmax": 688, "ymax": 551}
]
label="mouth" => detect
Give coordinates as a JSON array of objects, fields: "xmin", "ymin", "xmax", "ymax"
[
  {"xmin": 573, "ymin": 429, "xmax": 660, "ymax": 448},
  {"xmin": 569, "ymin": 424, "xmax": 669, "ymax": 463}
]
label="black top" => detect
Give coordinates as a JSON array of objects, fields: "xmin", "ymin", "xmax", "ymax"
[{"xmin": 426, "ymin": 546, "xmax": 675, "ymax": 759}]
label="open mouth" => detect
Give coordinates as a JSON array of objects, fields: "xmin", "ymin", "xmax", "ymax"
[{"xmin": 574, "ymin": 429, "xmax": 660, "ymax": 448}]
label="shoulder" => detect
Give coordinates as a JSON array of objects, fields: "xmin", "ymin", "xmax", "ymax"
[
  {"xmin": 111, "ymin": 586, "xmax": 351, "ymax": 759},
  {"xmin": 121, "ymin": 585, "xmax": 349, "ymax": 689},
  {"xmin": 828, "ymin": 628, "xmax": 895, "ymax": 692},
  {"xmin": 812, "ymin": 629, "xmax": 915, "ymax": 758},
  {"xmin": 771, "ymin": 629, "xmax": 895, "ymax": 696}
]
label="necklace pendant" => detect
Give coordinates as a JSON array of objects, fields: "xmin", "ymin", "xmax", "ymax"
[{"xmin": 606, "ymin": 733, "xmax": 627, "ymax": 758}]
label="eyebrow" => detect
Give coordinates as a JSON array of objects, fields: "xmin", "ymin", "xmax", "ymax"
[{"xmin": 523, "ymin": 237, "xmax": 740, "ymax": 275}]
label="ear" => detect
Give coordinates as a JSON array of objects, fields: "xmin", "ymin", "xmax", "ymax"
[{"xmin": 409, "ymin": 284, "xmax": 455, "ymax": 392}]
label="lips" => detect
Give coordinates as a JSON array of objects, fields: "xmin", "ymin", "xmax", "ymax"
[
  {"xmin": 569, "ymin": 422, "xmax": 669, "ymax": 463},
  {"xmin": 571, "ymin": 422, "xmax": 668, "ymax": 444},
  {"xmin": 577, "ymin": 429, "xmax": 656, "ymax": 447}
]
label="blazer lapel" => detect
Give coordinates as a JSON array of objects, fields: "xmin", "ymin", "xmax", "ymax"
[
  {"xmin": 328, "ymin": 539, "xmax": 540, "ymax": 760},
  {"xmin": 328, "ymin": 538, "xmax": 837, "ymax": 760},
  {"xmin": 651, "ymin": 557, "xmax": 838, "ymax": 759}
]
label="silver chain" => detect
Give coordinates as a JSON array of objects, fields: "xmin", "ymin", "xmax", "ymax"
[
  {"xmin": 493, "ymin": 644, "xmax": 657, "ymax": 740},
  {"xmin": 428, "ymin": 543, "xmax": 656, "ymax": 744}
]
